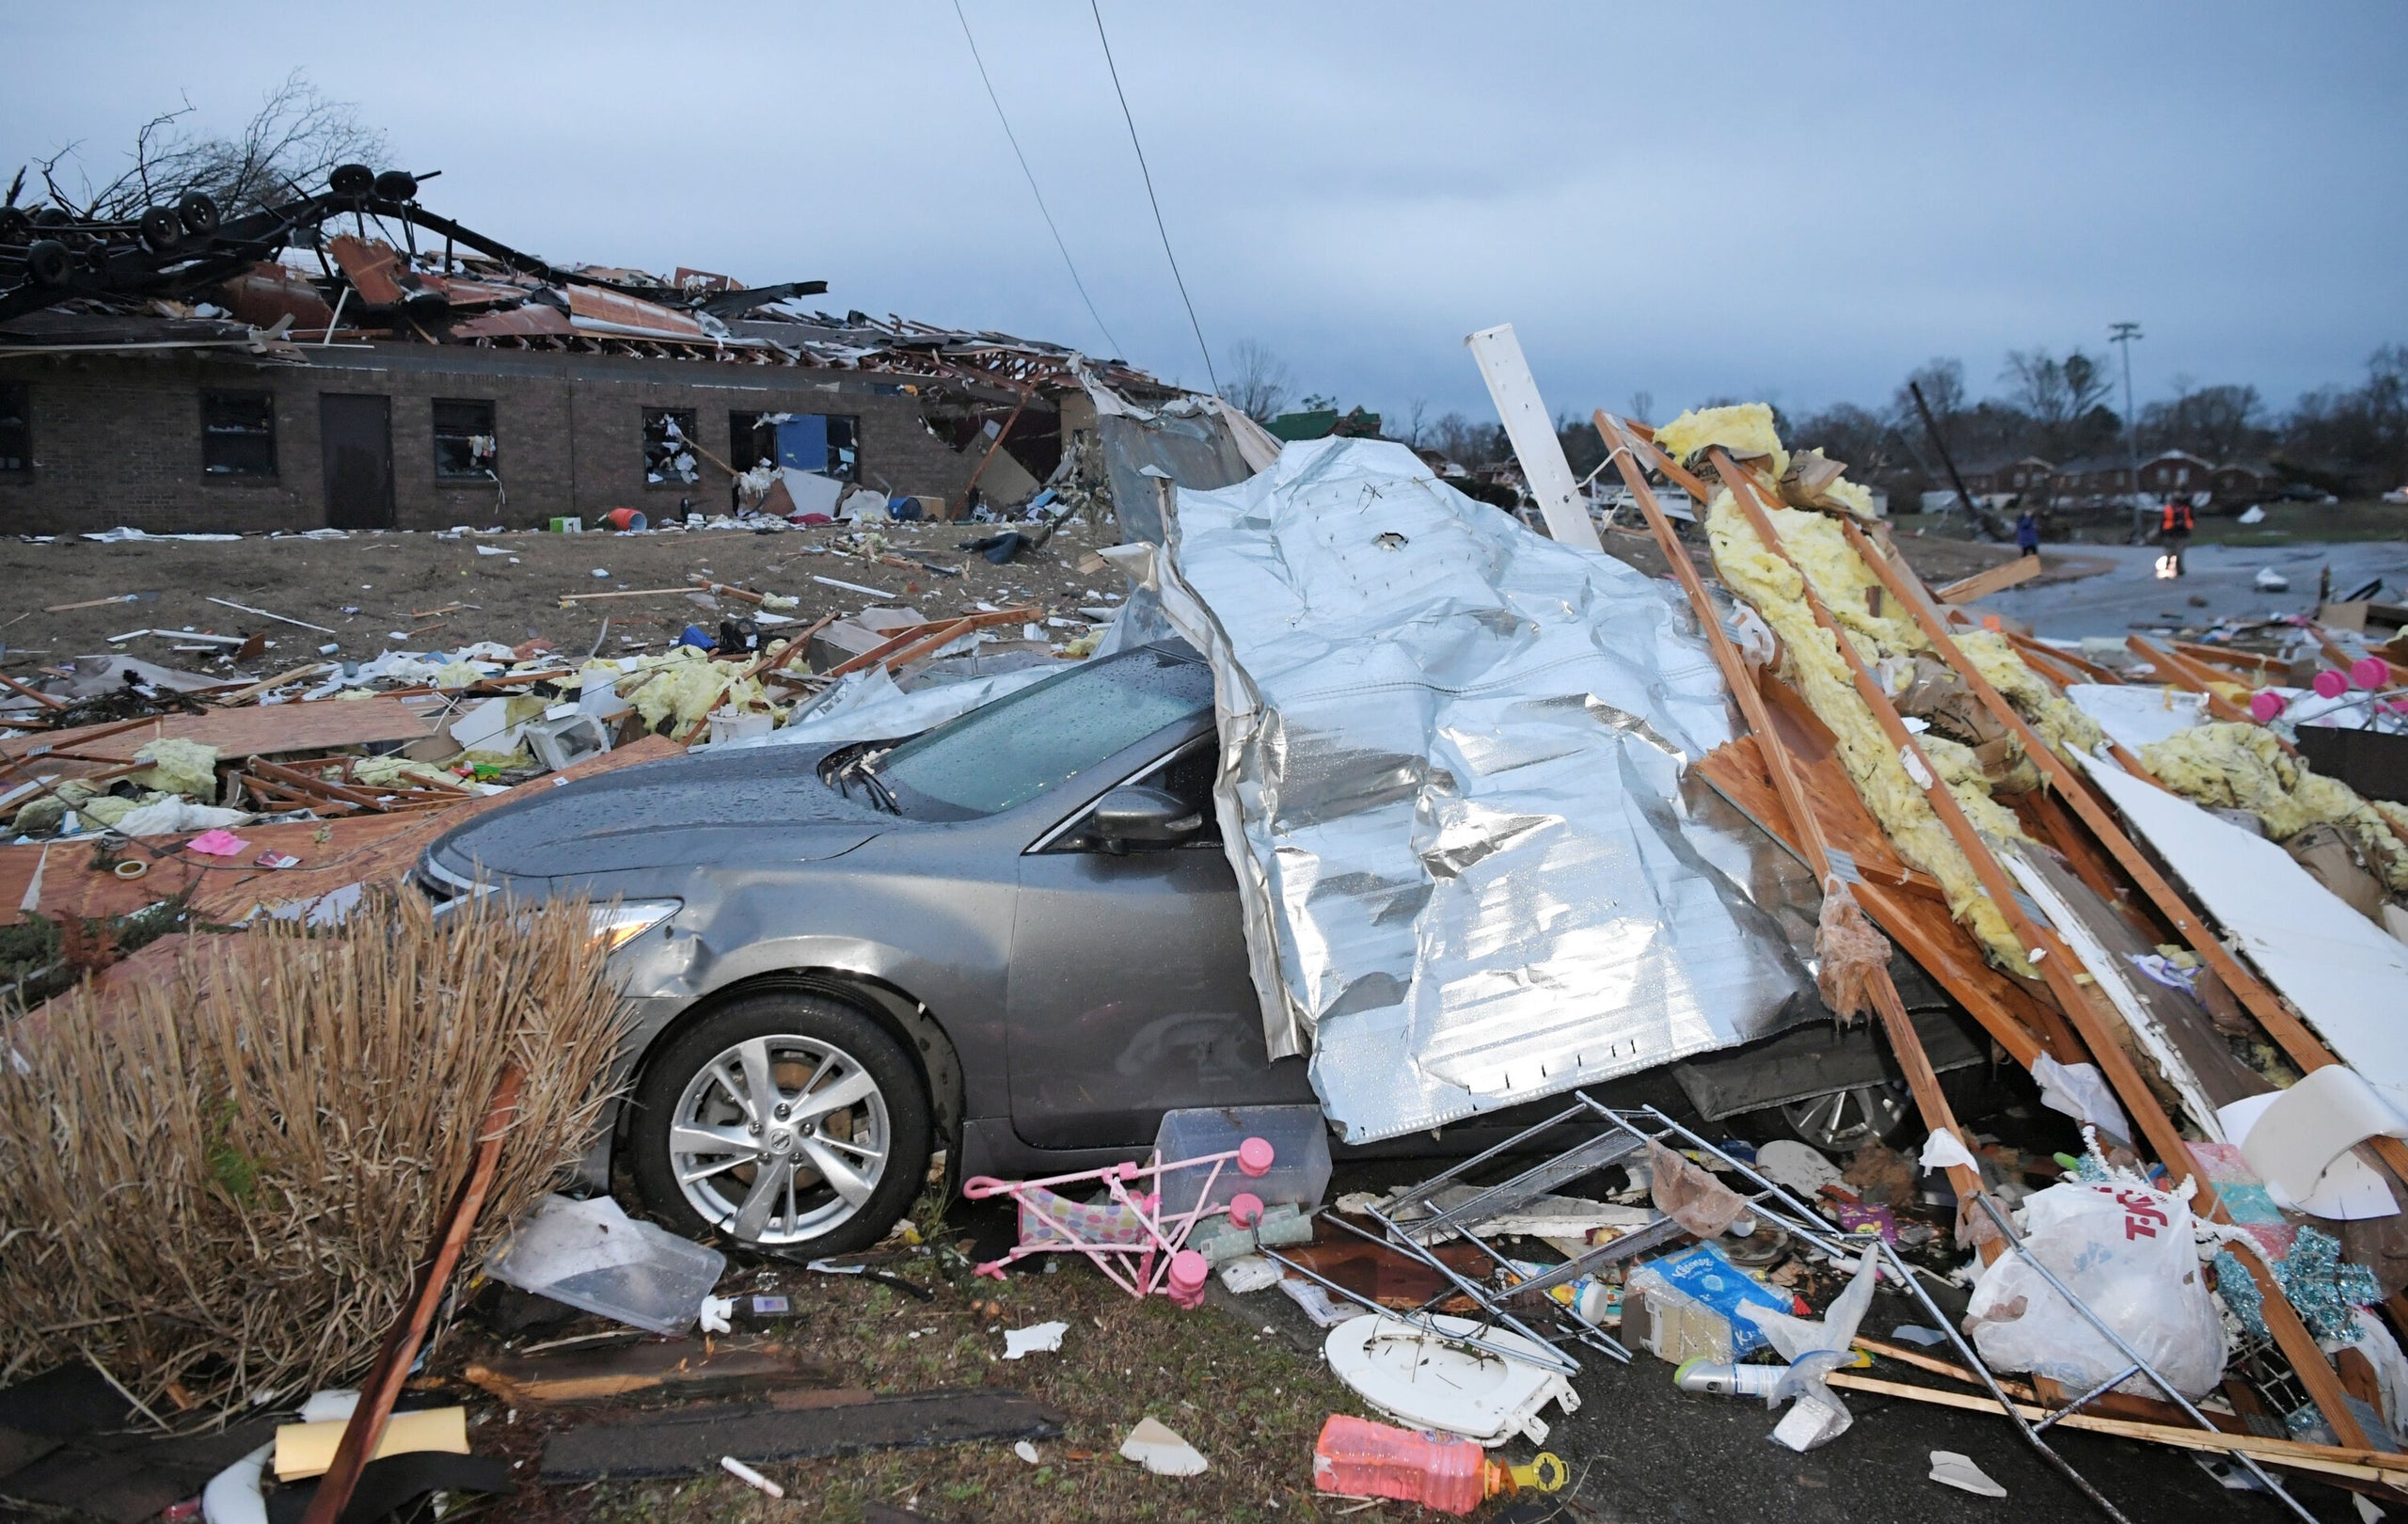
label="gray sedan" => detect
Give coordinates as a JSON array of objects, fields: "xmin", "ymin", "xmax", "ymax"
[
  {"xmin": 421, "ymin": 643, "xmax": 1315, "ymax": 1257},
  {"xmin": 420, "ymin": 643, "xmax": 1984, "ymax": 1258}
]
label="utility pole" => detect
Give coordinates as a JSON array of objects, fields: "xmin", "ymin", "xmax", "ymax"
[{"xmin": 2111, "ymin": 321, "xmax": 2144, "ymax": 542}]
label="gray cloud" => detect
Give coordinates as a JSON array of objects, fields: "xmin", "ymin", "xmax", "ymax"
[{"xmin": 6, "ymin": 1, "xmax": 2400, "ymax": 428}]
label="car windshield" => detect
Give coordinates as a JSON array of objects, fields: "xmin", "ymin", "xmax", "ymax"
[{"xmin": 873, "ymin": 646, "xmax": 1213, "ymax": 816}]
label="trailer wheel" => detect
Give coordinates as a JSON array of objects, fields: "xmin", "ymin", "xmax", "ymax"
[
  {"xmin": 0, "ymin": 207, "xmax": 29, "ymax": 245},
  {"xmin": 328, "ymin": 164, "xmax": 375, "ymax": 198},
  {"xmin": 137, "ymin": 206, "xmax": 182, "ymax": 252},
  {"xmin": 372, "ymin": 169, "xmax": 419, "ymax": 202},
  {"xmin": 176, "ymin": 192, "xmax": 219, "ymax": 236},
  {"xmin": 24, "ymin": 240, "xmax": 72, "ymax": 287}
]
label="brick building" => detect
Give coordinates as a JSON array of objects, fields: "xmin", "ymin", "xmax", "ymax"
[
  {"xmin": 0, "ymin": 181, "xmax": 1166, "ymax": 536},
  {"xmin": 0, "ymin": 337, "xmax": 1085, "ymax": 536}
]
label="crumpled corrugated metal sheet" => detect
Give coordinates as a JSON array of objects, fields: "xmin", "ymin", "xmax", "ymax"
[{"xmin": 1154, "ymin": 437, "xmax": 1812, "ymax": 1143}]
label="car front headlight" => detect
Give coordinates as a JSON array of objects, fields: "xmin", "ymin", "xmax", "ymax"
[{"xmin": 590, "ymin": 898, "xmax": 682, "ymax": 951}]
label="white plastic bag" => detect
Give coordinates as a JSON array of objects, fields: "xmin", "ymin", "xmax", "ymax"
[{"xmin": 1964, "ymin": 1180, "xmax": 2226, "ymax": 1399}]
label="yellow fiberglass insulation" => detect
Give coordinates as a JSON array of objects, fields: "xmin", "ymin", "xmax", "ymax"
[
  {"xmin": 1747, "ymin": 499, "xmax": 2106, "ymax": 766},
  {"xmin": 621, "ymin": 646, "xmax": 775, "ymax": 732},
  {"xmin": 130, "ymin": 738, "xmax": 220, "ymax": 801},
  {"xmin": 1655, "ymin": 404, "xmax": 1790, "ymax": 483},
  {"xmin": 1821, "ymin": 475, "xmax": 1880, "ymax": 519},
  {"xmin": 1707, "ymin": 491, "xmax": 2034, "ymax": 971},
  {"xmin": 2141, "ymin": 722, "xmax": 2408, "ymax": 892}
]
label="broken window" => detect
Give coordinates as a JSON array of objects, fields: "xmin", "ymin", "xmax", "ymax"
[
  {"xmin": 202, "ymin": 390, "xmax": 277, "ymax": 476},
  {"xmin": 433, "ymin": 398, "xmax": 499, "ymax": 482},
  {"xmin": 642, "ymin": 408, "xmax": 700, "ymax": 484},
  {"xmin": 0, "ymin": 383, "xmax": 27, "ymax": 473},
  {"xmin": 763, "ymin": 412, "xmax": 859, "ymax": 482},
  {"xmin": 731, "ymin": 411, "xmax": 771, "ymax": 470}
]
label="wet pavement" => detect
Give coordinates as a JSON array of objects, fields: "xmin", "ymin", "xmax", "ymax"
[{"xmin": 1972, "ymin": 541, "xmax": 2408, "ymax": 640}]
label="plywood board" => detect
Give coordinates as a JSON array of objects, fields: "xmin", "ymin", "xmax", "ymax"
[{"xmin": 0, "ymin": 735, "xmax": 681, "ymax": 926}]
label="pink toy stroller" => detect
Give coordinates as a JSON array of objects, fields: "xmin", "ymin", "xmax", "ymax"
[{"xmin": 961, "ymin": 1135, "xmax": 1275, "ymax": 1308}]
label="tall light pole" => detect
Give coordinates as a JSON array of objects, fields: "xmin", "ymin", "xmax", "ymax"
[{"xmin": 2111, "ymin": 321, "xmax": 2144, "ymax": 542}]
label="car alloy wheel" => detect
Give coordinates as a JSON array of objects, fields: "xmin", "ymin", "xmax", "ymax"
[
  {"xmin": 1781, "ymin": 1080, "xmax": 1910, "ymax": 1152},
  {"xmin": 668, "ymin": 1032, "xmax": 893, "ymax": 1246}
]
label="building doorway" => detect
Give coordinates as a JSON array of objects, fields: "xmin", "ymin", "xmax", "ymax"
[{"xmin": 321, "ymin": 393, "xmax": 395, "ymax": 530}]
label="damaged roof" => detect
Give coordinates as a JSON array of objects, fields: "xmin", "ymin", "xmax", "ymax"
[{"xmin": 0, "ymin": 161, "xmax": 1175, "ymax": 397}]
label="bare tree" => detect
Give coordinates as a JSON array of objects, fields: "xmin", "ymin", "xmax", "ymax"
[
  {"xmin": 2140, "ymin": 379, "xmax": 2265, "ymax": 459},
  {"xmin": 1223, "ymin": 339, "xmax": 1292, "ymax": 423},
  {"xmin": 19, "ymin": 71, "xmax": 387, "ymax": 220},
  {"xmin": 1397, "ymin": 397, "xmax": 1430, "ymax": 448},
  {"xmin": 1891, "ymin": 357, "xmax": 1966, "ymax": 431},
  {"xmin": 1626, "ymin": 389, "xmax": 1655, "ymax": 424},
  {"xmin": 2001, "ymin": 348, "xmax": 2114, "ymax": 430}
]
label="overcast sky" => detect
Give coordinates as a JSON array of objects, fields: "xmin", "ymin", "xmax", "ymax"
[{"xmin": 7, "ymin": 3, "xmax": 2401, "ymax": 430}]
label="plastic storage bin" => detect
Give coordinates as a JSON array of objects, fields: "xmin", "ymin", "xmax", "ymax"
[
  {"xmin": 1152, "ymin": 1104, "xmax": 1332, "ymax": 1221},
  {"xmin": 484, "ymin": 1194, "xmax": 726, "ymax": 1335}
]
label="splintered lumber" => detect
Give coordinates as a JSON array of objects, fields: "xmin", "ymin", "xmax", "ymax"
[
  {"xmin": 1694, "ymin": 735, "xmax": 2061, "ymax": 1068},
  {"xmin": 1703, "ymin": 448, "xmax": 2369, "ymax": 1449},
  {"xmin": 822, "ymin": 607, "xmax": 1036, "ymax": 679},
  {"xmin": 1592, "ymin": 410, "xmax": 1990, "ymax": 1218},
  {"xmin": 1934, "ymin": 552, "xmax": 2044, "ymax": 604},
  {"xmin": 0, "ymin": 671, "xmax": 69, "ymax": 709},
  {"xmin": 1824, "ymin": 1372, "xmax": 2408, "ymax": 1489},
  {"xmin": 464, "ymin": 1342, "xmax": 834, "ymax": 1406},
  {"xmin": 0, "ymin": 695, "xmax": 443, "ymax": 770},
  {"xmin": 301, "ymin": 1067, "xmax": 522, "ymax": 1524},
  {"xmin": 1835, "ymin": 514, "xmax": 2408, "ymax": 1186},
  {"xmin": 557, "ymin": 586, "xmax": 706, "ymax": 603},
  {"xmin": 0, "ymin": 736, "xmax": 682, "ymax": 926},
  {"xmin": 688, "ymin": 575, "xmax": 768, "ymax": 606},
  {"xmin": 2004, "ymin": 630, "xmax": 2120, "ymax": 686},
  {"xmin": 218, "ymin": 663, "xmax": 331, "ymax": 705},
  {"xmin": 2128, "ymin": 634, "xmax": 2273, "ymax": 731},
  {"xmin": 537, "ymin": 1390, "xmax": 1067, "ymax": 1479},
  {"xmin": 737, "ymin": 613, "xmax": 838, "ymax": 684}
]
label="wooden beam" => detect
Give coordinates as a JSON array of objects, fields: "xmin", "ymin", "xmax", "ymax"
[
  {"xmin": 822, "ymin": 607, "xmax": 1035, "ymax": 679},
  {"xmin": 1593, "ymin": 411, "xmax": 1991, "ymax": 1217},
  {"xmin": 302, "ymin": 1068, "xmax": 522, "ymax": 1524},
  {"xmin": 1697, "ymin": 456, "xmax": 2363, "ymax": 1447},
  {"xmin": 1823, "ymin": 1372, "xmax": 2408, "ymax": 1488},
  {"xmin": 0, "ymin": 670, "xmax": 66, "ymax": 709},
  {"xmin": 1841, "ymin": 516, "xmax": 2408, "ymax": 1187},
  {"xmin": 1934, "ymin": 552, "xmax": 2043, "ymax": 604},
  {"xmin": 2128, "ymin": 634, "xmax": 2275, "ymax": 732},
  {"xmin": 2004, "ymin": 629, "xmax": 2121, "ymax": 686}
]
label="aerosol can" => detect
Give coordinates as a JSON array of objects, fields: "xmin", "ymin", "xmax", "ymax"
[{"xmin": 1672, "ymin": 1357, "xmax": 1786, "ymax": 1399}]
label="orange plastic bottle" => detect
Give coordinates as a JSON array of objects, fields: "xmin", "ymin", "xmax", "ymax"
[{"xmin": 1310, "ymin": 1415, "xmax": 1563, "ymax": 1516}]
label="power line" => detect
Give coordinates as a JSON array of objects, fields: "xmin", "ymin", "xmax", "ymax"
[
  {"xmin": 951, "ymin": 0, "xmax": 1126, "ymax": 361},
  {"xmin": 1087, "ymin": 0, "xmax": 1220, "ymax": 395}
]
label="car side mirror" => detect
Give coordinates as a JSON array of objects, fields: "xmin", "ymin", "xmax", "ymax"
[{"xmin": 1089, "ymin": 785, "xmax": 1203, "ymax": 852}]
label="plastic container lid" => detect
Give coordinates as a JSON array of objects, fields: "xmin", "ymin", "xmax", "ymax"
[
  {"xmin": 2249, "ymin": 690, "xmax": 2287, "ymax": 722},
  {"xmin": 2353, "ymin": 656, "xmax": 2391, "ymax": 691},
  {"xmin": 2314, "ymin": 669, "xmax": 2350, "ymax": 699}
]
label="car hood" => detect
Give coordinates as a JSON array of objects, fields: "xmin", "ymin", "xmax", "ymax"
[{"xmin": 429, "ymin": 742, "xmax": 893, "ymax": 881}]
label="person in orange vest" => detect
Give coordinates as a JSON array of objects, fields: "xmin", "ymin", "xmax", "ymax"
[{"xmin": 2160, "ymin": 498, "xmax": 2195, "ymax": 575}]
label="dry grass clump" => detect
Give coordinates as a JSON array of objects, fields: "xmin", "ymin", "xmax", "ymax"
[{"xmin": 0, "ymin": 890, "xmax": 627, "ymax": 1414}]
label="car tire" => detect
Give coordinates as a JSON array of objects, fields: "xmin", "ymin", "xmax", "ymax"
[{"xmin": 627, "ymin": 991, "xmax": 930, "ymax": 1258}]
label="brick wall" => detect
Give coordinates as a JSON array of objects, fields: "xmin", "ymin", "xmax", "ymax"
[{"xmin": 0, "ymin": 343, "xmax": 1022, "ymax": 535}]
